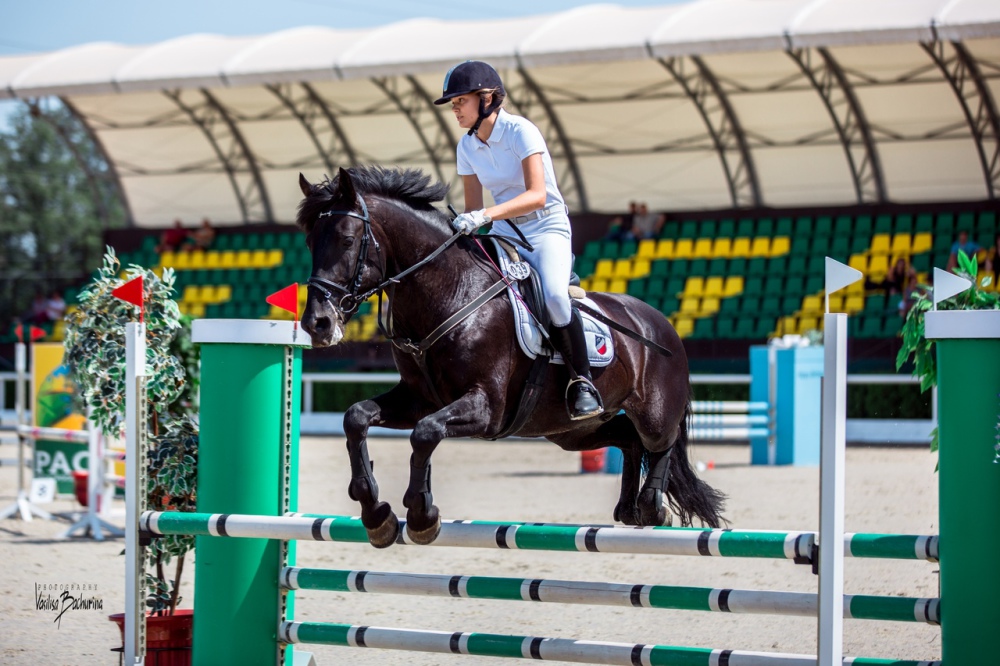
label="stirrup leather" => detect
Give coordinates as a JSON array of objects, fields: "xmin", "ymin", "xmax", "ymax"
[{"xmin": 565, "ymin": 376, "xmax": 604, "ymax": 420}]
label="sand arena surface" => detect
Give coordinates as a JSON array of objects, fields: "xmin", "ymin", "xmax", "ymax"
[{"xmin": 0, "ymin": 437, "xmax": 940, "ymax": 664}]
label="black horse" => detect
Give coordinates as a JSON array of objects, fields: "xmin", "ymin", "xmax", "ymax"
[{"xmin": 298, "ymin": 166, "xmax": 725, "ymax": 548}]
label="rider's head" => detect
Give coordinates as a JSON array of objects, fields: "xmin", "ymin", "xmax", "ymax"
[{"xmin": 434, "ymin": 61, "xmax": 506, "ymax": 136}]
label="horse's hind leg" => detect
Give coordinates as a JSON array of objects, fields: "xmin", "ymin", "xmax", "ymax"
[
  {"xmin": 637, "ymin": 449, "xmax": 673, "ymax": 526},
  {"xmin": 404, "ymin": 389, "xmax": 493, "ymax": 545},
  {"xmin": 344, "ymin": 383, "xmax": 429, "ymax": 548}
]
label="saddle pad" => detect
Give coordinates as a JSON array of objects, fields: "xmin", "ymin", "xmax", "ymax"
[{"xmin": 490, "ymin": 239, "xmax": 615, "ymax": 367}]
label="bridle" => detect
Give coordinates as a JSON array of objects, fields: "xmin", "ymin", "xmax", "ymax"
[{"xmin": 306, "ymin": 193, "xmax": 463, "ymax": 314}]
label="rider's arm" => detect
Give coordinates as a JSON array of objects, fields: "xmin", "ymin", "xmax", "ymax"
[
  {"xmin": 482, "ymin": 153, "xmax": 546, "ymax": 222},
  {"xmin": 463, "ymin": 174, "xmax": 485, "ymax": 213}
]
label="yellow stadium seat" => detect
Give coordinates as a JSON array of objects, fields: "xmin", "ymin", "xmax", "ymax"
[
  {"xmin": 868, "ymin": 254, "xmax": 889, "ymax": 279},
  {"xmin": 172, "ymin": 252, "xmax": 191, "ymax": 269},
  {"xmin": 159, "ymin": 251, "xmax": 177, "ymax": 268},
  {"xmin": 250, "ymin": 249, "xmax": 269, "ymax": 268},
  {"xmin": 693, "ymin": 238, "xmax": 713, "ymax": 258},
  {"xmin": 266, "ymin": 249, "xmax": 283, "ymax": 267},
  {"xmin": 673, "ymin": 239, "xmax": 694, "ymax": 259},
  {"xmin": 828, "ymin": 294, "xmax": 844, "ymax": 313},
  {"xmin": 655, "ymin": 239, "xmax": 674, "ymax": 259},
  {"xmin": 608, "ymin": 279, "xmax": 628, "ymax": 293},
  {"xmin": 189, "ymin": 303, "xmax": 206, "ymax": 318},
  {"xmin": 844, "ymin": 295, "xmax": 864, "ymax": 313},
  {"xmin": 673, "ymin": 317, "xmax": 694, "ymax": 338},
  {"xmin": 848, "ymin": 254, "xmax": 867, "ymax": 273},
  {"xmin": 200, "ymin": 285, "xmax": 218, "ymax": 303},
  {"xmin": 870, "ymin": 234, "xmax": 891, "ymax": 256},
  {"xmin": 911, "ymin": 232, "xmax": 932, "ymax": 254},
  {"xmin": 700, "ymin": 297, "xmax": 720, "ymax": 314},
  {"xmin": 188, "ymin": 250, "xmax": 206, "ymax": 269},
  {"xmin": 770, "ymin": 237, "xmax": 790, "ymax": 256},
  {"xmin": 680, "ymin": 297, "xmax": 700, "ymax": 314},
  {"xmin": 631, "ymin": 259, "xmax": 651, "ymax": 279},
  {"xmin": 203, "ymin": 251, "xmax": 220, "ymax": 269},
  {"xmin": 613, "ymin": 260, "xmax": 632, "ymax": 279},
  {"xmin": 219, "ymin": 251, "xmax": 236, "ymax": 268},
  {"xmin": 594, "ymin": 259, "xmax": 614, "ymax": 278},
  {"xmin": 235, "ymin": 250, "xmax": 252, "ymax": 268},
  {"xmin": 891, "ymin": 233, "xmax": 912, "ymax": 255},
  {"xmin": 712, "ymin": 238, "xmax": 732, "ymax": 257},
  {"xmin": 723, "ymin": 275, "xmax": 744, "ymax": 296},
  {"xmin": 182, "ymin": 285, "xmax": 199, "ymax": 303},
  {"xmin": 845, "ymin": 279, "xmax": 864, "ymax": 296},
  {"xmin": 637, "ymin": 239, "xmax": 657, "ymax": 259},
  {"xmin": 750, "ymin": 237, "xmax": 771, "ymax": 257},
  {"xmin": 683, "ymin": 277, "xmax": 705, "ymax": 297},
  {"xmin": 730, "ymin": 238, "xmax": 751, "ymax": 258},
  {"xmin": 777, "ymin": 316, "xmax": 796, "ymax": 336},
  {"xmin": 215, "ymin": 285, "xmax": 232, "ymax": 302},
  {"xmin": 799, "ymin": 316, "xmax": 819, "ymax": 333},
  {"xmin": 801, "ymin": 295, "xmax": 823, "ymax": 314},
  {"xmin": 590, "ymin": 278, "xmax": 609, "ymax": 292},
  {"xmin": 703, "ymin": 276, "xmax": 724, "ymax": 297}
]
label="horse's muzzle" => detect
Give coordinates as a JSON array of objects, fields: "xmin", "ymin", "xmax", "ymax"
[{"xmin": 301, "ymin": 298, "xmax": 345, "ymax": 348}]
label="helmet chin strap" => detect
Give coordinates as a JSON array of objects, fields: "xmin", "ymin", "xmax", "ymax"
[{"xmin": 469, "ymin": 94, "xmax": 503, "ymax": 137}]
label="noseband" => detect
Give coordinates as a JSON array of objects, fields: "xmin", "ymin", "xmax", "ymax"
[{"xmin": 306, "ymin": 195, "xmax": 379, "ymax": 313}]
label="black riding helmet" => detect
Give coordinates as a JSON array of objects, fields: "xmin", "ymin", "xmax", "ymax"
[{"xmin": 434, "ymin": 61, "xmax": 506, "ymax": 136}]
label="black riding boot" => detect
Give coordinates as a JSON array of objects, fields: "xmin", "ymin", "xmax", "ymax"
[{"xmin": 550, "ymin": 311, "xmax": 604, "ymax": 420}]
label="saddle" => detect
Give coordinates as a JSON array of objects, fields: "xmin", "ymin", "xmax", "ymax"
[{"xmin": 486, "ymin": 238, "xmax": 615, "ymax": 367}]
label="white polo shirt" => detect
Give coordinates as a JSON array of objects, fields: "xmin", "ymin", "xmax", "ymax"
[{"xmin": 456, "ymin": 108, "xmax": 568, "ymax": 238}]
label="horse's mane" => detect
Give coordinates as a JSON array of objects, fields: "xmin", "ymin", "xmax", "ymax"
[{"xmin": 297, "ymin": 166, "xmax": 449, "ymax": 230}]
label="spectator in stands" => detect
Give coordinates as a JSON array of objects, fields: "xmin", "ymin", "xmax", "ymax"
[
  {"xmin": 187, "ymin": 217, "xmax": 216, "ymax": 251},
  {"xmin": 604, "ymin": 201, "xmax": 637, "ymax": 241},
  {"xmin": 45, "ymin": 290, "xmax": 66, "ymax": 323},
  {"xmin": 630, "ymin": 202, "xmax": 664, "ymax": 240},
  {"xmin": 946, "ymin": 230, "xmax": 979, "ymax": 273},
  {"xmin": 156, "ymin": 219, "xmax": 189, "ymax": 253},
  {"xmin": 24, "ymin": 292, "xmax": 49, "ymax": 325},
  {"xmin": 986, "ymin": 235, "xmax": 1000, "ymax": 289}
]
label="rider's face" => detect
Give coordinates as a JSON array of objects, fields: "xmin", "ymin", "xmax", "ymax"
[{"xmin": 450, "ymin": 93, "xmax": 480, "ymax": 130}]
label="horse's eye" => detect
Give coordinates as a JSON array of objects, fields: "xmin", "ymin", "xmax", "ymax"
[{"xmin": 342, "ymin": 237, "xmax": 355, "ymax": 248}]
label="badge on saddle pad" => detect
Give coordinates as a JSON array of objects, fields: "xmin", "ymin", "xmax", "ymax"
[{"xmin": 506, "ymin": 261, "xmax": 531, "ymax": 281}]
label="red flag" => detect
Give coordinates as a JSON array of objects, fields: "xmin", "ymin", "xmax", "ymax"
[
  {"xmin": 14, "ymin": 324, "xmax": 46, "ymax": 342},
  {"xmin": 266, "ymin": 283, "xmax": 299, "ymax": 322},
  {"xmin": 112, "ymin": 276, "xmax": 144, "ymax": 322}
]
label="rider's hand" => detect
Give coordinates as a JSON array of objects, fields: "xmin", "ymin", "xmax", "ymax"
[{"xmin": 451, "ymin": 210, "xmax": 491, "ymax": 235}]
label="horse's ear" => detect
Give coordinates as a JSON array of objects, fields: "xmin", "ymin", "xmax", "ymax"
[
  {"xmin": 298, "ymin": 172, "xmax": 312, "ymax": 197},
  {"xmin": 335, "ymin": 167, "xmax": 356, "ymax": 202}
]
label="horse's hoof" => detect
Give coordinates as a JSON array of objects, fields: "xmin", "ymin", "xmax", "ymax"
[
  {"xmin": 637, "ymin": 489, "xmax": 670, "ymax": 526},
  {"xmin": 614, "ymin": 502, "xmax": 640, "ymax": 526},
  {"xmin": 405, "ymin": 507, "xmax": 441, "ymax": 545},
  {"xmin": 363, "ymin": 502, "xmax": 400, "ymax": 549}
]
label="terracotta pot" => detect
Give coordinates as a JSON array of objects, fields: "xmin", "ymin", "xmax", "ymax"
[
  {"xmin": 71, "ymin": 470, "xmax": 88, "ymax": 507},
  {"xmin": 110, "ymin": 609, "xmax": 193, "ymax": 666}
]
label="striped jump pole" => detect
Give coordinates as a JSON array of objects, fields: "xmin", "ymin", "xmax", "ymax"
[
  {"xmin": 277, "ymin": 621, "xmax": 939, "ymax": 666},
  {"xmin": 280, "ymin": 567, "xmax": 940, "ymax": 624},
  {"xmin": 189, "ymin": 320, "xmax": 310, "ymax": 666},
  {"xmin": 142, "ymin": 511, "xmax": 938, "ymax": 562}
]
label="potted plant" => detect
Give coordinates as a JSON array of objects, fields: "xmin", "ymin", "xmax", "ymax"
[{"xmin": 64, "ymin": 248, "xmax": 199, "ymax": 665}]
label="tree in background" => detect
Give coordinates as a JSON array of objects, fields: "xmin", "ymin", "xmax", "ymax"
[{"xmin": 0, "ymin": 100, "xmax": 126, "ymax": 336}]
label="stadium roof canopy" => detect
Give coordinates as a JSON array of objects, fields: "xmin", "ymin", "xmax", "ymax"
[{"xmin": 1, "ymin": 0, "xmax": 999, "ymax": 227}]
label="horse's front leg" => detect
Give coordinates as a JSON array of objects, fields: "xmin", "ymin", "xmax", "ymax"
[
  {"xmin": 344, "ymin": 383, "xmax": 430, "ymax": 548},
  {"xmin": 403, "ymin": 388, "xmax": 492, "ymax": 545}
]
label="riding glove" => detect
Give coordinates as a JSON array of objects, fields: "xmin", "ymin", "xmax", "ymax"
[{"xmin": 451, "ymin": 210, "xmax": 491, "ymax": 235}]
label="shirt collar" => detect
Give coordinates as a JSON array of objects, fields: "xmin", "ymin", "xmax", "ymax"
[{"xmin": 472, "ymin": 108, "xmax": 509, "ymax": 149}]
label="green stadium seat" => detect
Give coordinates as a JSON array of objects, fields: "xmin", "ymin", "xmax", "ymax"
[
  {"xmin": 600, "ymin": 240, "xmax": 620, "ymax": 258},
  {"xmin": 874, "ymin": 215, "xmax": 892, "ymax": 234},
  {"xmin": 720, "ymin": 297, "xmax": 740, "ymax": 314},
  {"xmin": 728, "ymin": 257, "xmax": 747, "ymax": 275},
  {"xmin": 830, "ymin": 237, "xmax": 850, "ymax": 259},
  {"xmin": 215, "ymin": 234, "xmax": 232, "ymax": 250},
  {"xmin": 769, "ymin": 256, "xmax": 788, "ymax": 275},
  {"xmin": 737, "ymin": 219, "xmax": 755, "ymax": 237},
  {"xmin": 650, "ymin": 260, "xmax": 670, "ymax": 278},
  {"xmin": 934, "ymin": 251, "xmax": 950, "ymax": 269},
  {"xmin": 933, "ymin": 234, "xmax": 953, "ymax": 253},
  {"xmin": 977, "ymin": 232, "xmax": 993, "ymax": 249},
  {"xmin": 700, "ymin": 220, "xmax": 717, "ymax": 238},
  {"xmin": 805, "ymin": 276, "xmax": 823, "ymax": 293},
  {"xmin": 620, "ymin": 240, "xmax": 638, "ymax": 257},
  {"xmin": 854, "ymin": 216, "xmax": 873, "ymax": 236},
  {"xmin": 646, "ymin": 280, "xmax": 666, "ymax": 298},
  {"xmin": 957, "ymin": 212, "xmax": 975, "ymax": 232},
  {"xmin": 791, "ymin": 237, "xmax": 810, "ymax": 255},
  {"xmin": 809, "ymin": 236, "xmax": 830, "ymax": 255},
  {"xmin": 276, "ymin": 233, "xmax": 295, "ymax": 249},
  {"xmin": 741, "ymin": 296, "xmax": 761, "ymax": 313},
  {"xmin": 260, "ymin": 233, "xmax": 276, "ymax": 250},
  {"xmin": 734, "ymin": 317, "xmax": 755, "ymax": 338},
  {"xmin": 806, "ymin": 256, "xmax": 826, "ymax": 276},
  {"xmin": 814, "ymin": 216, "xmax": 832, "ymax": 237},
  {"xmin": 716, "ymin": 315, "xmax": 736, "ymax": 339},
  {"xmin": 937, "ymin": 213, "xmax": 955, "ymax": 235},
  {"xmin": 833, "ymin": 216, "xmax": 852, "ymax": 236},
  {"xmin": 575, "ymin": 258, "xmax": 596, "ymax": 278},
  {"xmin": 764, "ymin": 277, "xmax": 784, "ymax": 296},
  {"xmin": 670, "ymin": 259, "xmax": 689, "ymax": 277},
  {"xmin": 665, "ymin": 278, "xmax": 685, "ymax": 297},
  {"xmin": 747, "ymin": 258, "xmax": 767, "ymax": 276},
  {"xmin": 689, "ymin": 258, "xmax": 708, "ymax": 276},
  {"xmin": 894, "ymin": 214, "xmax": 913, "ymax": 234},
  {"xmin": 794, "ymin": 217, "xmax": 812, "ymax": 236},
  {"xmin": 583, "ymin": 241, "xmax": 602, "ymax": 259},
  {"xmin": 775, "ymin": 217, "xmax": 793, "ymax": 237},
  {"xmin": 858, "ymin": 316, "xmax": 883, "ymax": 339},
  {"xmin": 787, "ymin": 255, "xmax": 808, "ymax": 276},
  {"xmin": 915, "ymin": 213, "xmax": 934, "ymax": 233},
  {"xmin": 660, "ymin": 221, "xmax": 679, "ymax": 239},
  {"xmin": 865, "ymin": 294, "xmax": 886, "ymax": 312},
  {"xmin": 718, "ymin": 219, "xmax": 735, "ymax": 238},
  {"xmin": 708, "ymin": 258, "xmax": 728, "ymax": 275},
  {"xmin": 761, "ymin": 297, "xmax": 781, "ymax": 315},
  {"xmin": 884, "ymin": 316, "xmax": 903, "ymax": 337},
  {"xmin": 781, "ymin": 296, "xmax": 800, "ymax": 313},
  {"xmin": 978, "ymin": 211, "xmax": 996, "ymax": 234},
  {"xmin": 785, "ymin": 275, "xmax": 805, "ymax": 296},
  {"xmin": 246, "ymin": 234, "xmax": 262, "ymax": 250},
  {"xmin": 692, "ymin": 318, "xmax": 714, "ymax": 339},
  {"xmin": 660, "ymin": 297, "xmax": 679, "ymax": 314},
  {"xmin": 743, "ymin": 277, "xmax": 763, "ymax": 295},
  {"xmin": 627, "ymin": 281, "xmax": 645, "ymax": 298},
  {"xmin": 754, "ymin": 317, "xmax": 776, "ymax": 338},
  {"xmin": 679, "ymin": 220, "xmax": 698, "ymax": 238},
  {"xmin": 850, "ymin": 236, "xmax": 870, "ymax": 254},
  {"xmin": 912, "ymin": 254, "xmax": 931, "ymax": 272},
  {"xmin": 757, "ymin": 219, "xmax": 774, "ymax": 237}
]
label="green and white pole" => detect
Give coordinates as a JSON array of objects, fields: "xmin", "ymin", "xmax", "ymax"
[
  {"xmin": 925, "ymin": 298, "xmax": 1000, "ymax": 666},
  {"xmin": 191, "ymin": 320, "xmax": 309, "ymax": 666}
]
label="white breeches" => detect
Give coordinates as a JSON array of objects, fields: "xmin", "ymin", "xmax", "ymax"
[{"xmin": 512, "ymin": 225, "xmax": 574, "ymax": 327}]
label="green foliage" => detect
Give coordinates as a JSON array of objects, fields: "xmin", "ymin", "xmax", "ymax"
[
  {"xmin": 0, "ymin": 102, "xmax": 125, "ymax": 326},
  {"xmin": 63, "ymin": 248, "xmax": 199, "ymax": 615}
]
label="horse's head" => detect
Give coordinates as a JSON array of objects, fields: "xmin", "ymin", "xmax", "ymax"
[{"xmin": 297, "ymin": 168, "xmax": 381, "ymax": 347}]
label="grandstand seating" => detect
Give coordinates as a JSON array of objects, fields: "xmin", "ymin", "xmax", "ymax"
[{"xmin": 49, "ymin": 208, "xmax": 994, "ymax": 345}]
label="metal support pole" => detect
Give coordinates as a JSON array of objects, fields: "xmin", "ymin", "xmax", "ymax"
[
  {"xmin": 125, "ymin": 323, "xmax": 147, "ymax": 665},
  {"xmin": 818, "ymin": 313, "xmax": 847, "ymax": 666},
  {"xmin": 60, "ymin": 408, "xmax": 124, "ymax": 540},
  {"xmin": 0, "ymin": 342, "xmax": 53, "ymax": 521}
]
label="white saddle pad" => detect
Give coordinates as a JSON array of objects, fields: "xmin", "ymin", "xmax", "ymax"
[{"xmin": 490, "ymin": 239, "xmax": 615, "ymax": 367}]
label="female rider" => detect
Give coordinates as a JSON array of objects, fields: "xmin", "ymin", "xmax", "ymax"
[{"xmin": 434, "ymin": 60, "xmax": 603, "ymax": 420}]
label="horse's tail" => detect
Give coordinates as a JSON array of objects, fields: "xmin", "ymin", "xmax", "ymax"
[{"xmin": 663, "ymin": 396, "xmax": 728, "ymax": 528}]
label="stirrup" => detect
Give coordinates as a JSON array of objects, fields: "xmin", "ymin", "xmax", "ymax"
[{"xmin": 565, "ymin": 376, "xmax": 604, "ymax": 420}]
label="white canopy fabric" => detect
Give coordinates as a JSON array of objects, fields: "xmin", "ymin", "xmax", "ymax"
[{"xmin": 1, "ymin": 0, "xmax": 998, "ymax": 226}]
